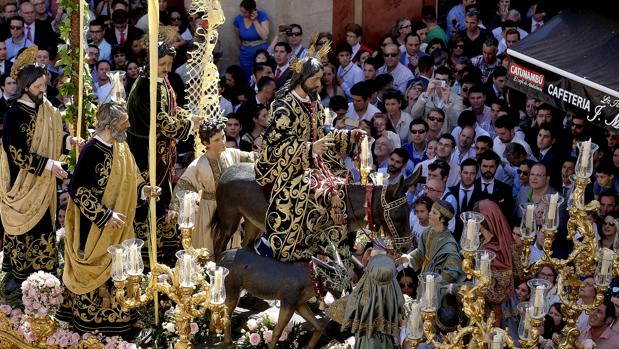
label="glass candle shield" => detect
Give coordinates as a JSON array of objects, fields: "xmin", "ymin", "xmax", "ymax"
[
  {"xmin": 408, "ymin": 299, "xmax": 423, "ymax": 339},
  {"xmin": 575, "ymin": 140, "xmax": 598, "ymax": 178},
  {"xmin": 106, "ymin": 70, "xmax": 127, "ymax": 102},
  {"xmin": 107, "ymin": 244, "xmax": 127, "ymax": 281},
  {"xmin": 177, "ymin": 190, "xmax": 199, "ymax": 228},
  {"xmin": 475, "ymin": 250, "xmax": 496, "ymax": 282},
  {"xmin": 519, "ymin": 203, "xmax": 538, "ymax": 239},
  {"xmin": 418, "ymin": 272, "xmax": 441, "ymax": 312},
  {"xmin": 207, "ymin": 266, "xmax": 229, "ymax": 305},
  {"xmin": 527, "ymin": 278, "xmax": 552, "ymax": 319},
  {"xmin": 541, "ymin": 193, "xmax": 564, "ymax": 231},
  {"xmin": 122, "ymin": 238, "xmax": 144, "ymax": 276},
  {"xmin": 517, "ymin": 301, "xmax": 533, "ymax": 341},
  {"xmin": 459, "ymin": 211, "xmax": 485, "ymax": 251},
  {"xmin": 175, "ymin": 250, "xmax": 197, "ymax": 288},
  {"xmin": 595, "ymin": 248, "xmax": 616, "ymax": 287}
]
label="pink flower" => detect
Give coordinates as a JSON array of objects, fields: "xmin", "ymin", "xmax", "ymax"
[
  {"xmin": 279, "ymin": 330, "xmax": 288, "ymax": 342},
  {"xmin": 47, "ymin": 336, "xmax": 56, "ymax": 346},
  {"xmin": 38, "ymin": 306, "xmax": 48, "ymax": 316},
  {"xmin": 248, "ymin": 333, "xmax": 261, "ymax": 346},
  {"xmin": 32, "ymin": 302, "xmax": 41, "ymax": 310},
  {"xmin": 0, "ymin": 304, "xmax": 11, "ymax": 315},
  {"xmin": 59, "ymin": 336, "xmax": 69, "ymax": 347},
  {"xmin": 267, "ymin": 312, "xmax": 278, "ymax": 324},
  {"xmin": 190, "ymin": 322, "xmax": 199, "ymax": 335},
  {"xmin": 44, "ymin": 278, "xmax": 56, "ymax": 288},
  {"xmin": 70, "ymin": 332, "xmax": 80, "ymax": 345},
  {"xmin": 324, "ymin": 292, "xmax": 335, "ymax": 305},
  {"xmin": 263, "ymin": 330, "xmax": 273, "ymax": 344}
]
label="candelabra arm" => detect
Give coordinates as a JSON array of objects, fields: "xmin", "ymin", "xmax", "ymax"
[
  {"xmin": 519, "ymin": 316, "xmax": 544, "ymax": 349},
  {"xmin": 180, "ymin": 226, "xmax": 210, "ymax": 262}
]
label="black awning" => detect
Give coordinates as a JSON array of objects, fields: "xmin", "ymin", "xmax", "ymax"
[{"xmin": 506, "ymin": 8, "xmax": 619, "ymax": 132}]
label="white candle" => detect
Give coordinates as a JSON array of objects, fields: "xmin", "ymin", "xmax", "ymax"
[
  {"xmin": 181, "ymin": 254, "xmax": 193, "ymax": 287},
  {"xmin": 466, "ymin": 218, "xmax": 475, "ymax": 245},
  {"xmin": 533, "ymin": 285, "xmax": 544, "ymax": 310},
  {"xmin": 601, "ymin": 249, "xmax": 614, "ymax": 276},
  {"xmin": 129, "ymin": 244, "xmax": 139, "ymax": 274},
  {"xmin": 361, "ymin": 137, "xmax": 369, "ymax": 170},
  {"xmin": 580, "ymin": 139, "xmax": 591, "ymax": 170},
  {"xmin": 324, "ymin": 107, "xmax": 332, "ymax": 125},
  {"xmin": 425, "ymin": 274, "xmax": 435, "ymax": 308},
  {"xmin": 525, "ymin": 204, "xmax": 534, "ymax": 230},
  {"xmin": 214, "ymin": 268, "xmax": 223, "ymax": 292},
  {"xmin": 375, "ymin": 173, "xmax": 384, "ymax": 186},
  {"xmin": 183, "ymin": 194, "xmax": 191, "ymax": 222},
  {"xmin": 113, "ymin": 248, "xmax": 124, "ymax": 279},
  {"xmin": 409, "ymin": 301, "xmax": 421, "ymax": 337},
  {"xmin": 492, "ymin": 332, "xmax": 503, "ymax": 349},
  {"xmin": 479, "ymin": 252, "xmax": 491, "ymax": 278},
  {"xmin": 547, "ymin": 193, "xmax": 558, "ymax": 222}
]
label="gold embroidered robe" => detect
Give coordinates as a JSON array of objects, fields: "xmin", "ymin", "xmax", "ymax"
[{"xmin": 255, "ymin": 91, "xmax": 352, "ymax": 262}]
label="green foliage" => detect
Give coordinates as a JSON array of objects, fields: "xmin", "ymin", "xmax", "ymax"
[{"xmin": 56, "ymin": 0, "xmax": 97, "ymax": 168}]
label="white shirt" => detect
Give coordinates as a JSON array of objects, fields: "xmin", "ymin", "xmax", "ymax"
[
  {"xmin": 451, "ymin": 146, "xmax": 476, "ymax": 164},
  {"xmin": 414, "ymin": 156, "xmax": 460, "ymax": 187},
  {"xmin": 24, "ymin": 22, "xmax": 35, "ymax": 44},
  {"xmin": 377, "ymin": 63, "xmax": 415, "ymax": 94},
  {"xmin": 220, "ymin": 96, "xmax": 233, "ymax": 116},
  {"xmin": 492, "ymin": 135, "xmax": 532, "ymax": 158},
  {"xmin": 345, "ymin": 102, "xmax": 380, "ymax": 125},
  {"xmin": 458, "ymin": 185, "xmax": 475, "ymax": 211},
  {"xmin": 115, "ymin": 27, "xmax": 129, "ymax": 45},
  {"xmin": 390, "ymin": 111, "xmax": 413, "ymax": 145},
  {"xmin": 480, "ymin": 179, "xmax": 495, "ymax": 194},
  {"xmin": 491, "ymin": 26, "xmax": 528, "ymax": 43},
  {"xmin": 96, "ymin": 39, "xmax": 112, "ymax": 63}
]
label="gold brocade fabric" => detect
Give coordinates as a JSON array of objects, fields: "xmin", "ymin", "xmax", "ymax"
[
  {"xmin": 255, "ymin": 91, "xmax": 351, "ymax": 262},
  {"xmin": 0, "ymin": 99, "xmax": 63, "ymax": 235},
  {"xmin": 63, "ymin": 142, "xmax": 141, "ymax": 295},
  {"xmin": 486, "ymin": 268, "xmax": 514, "ymax": 305},
  {"xmin": 56, "ymin": 281, "xmax": 136, "ymax": 335}
]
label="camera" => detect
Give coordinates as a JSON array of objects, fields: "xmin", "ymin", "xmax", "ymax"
[
  {"xmin": 279, "ymin": 24, "xmax": 290, "ymax": 33},
  {"xmin": 437, "ymin": 80, "xmax": 446, "ymax": 88}
]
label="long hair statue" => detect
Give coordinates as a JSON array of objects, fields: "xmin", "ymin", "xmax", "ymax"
[{"xmin": 185, "ymin": 0, "xmax": 225, "ymax": 157}]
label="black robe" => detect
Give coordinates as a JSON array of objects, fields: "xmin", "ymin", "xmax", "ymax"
[
  {"xmin": 1, "ymin": 100, "xmax": 68, "ymax": 281},
  {"xmin": 126, "ymin": 76, "xmax": 192, "ymax": 264}
]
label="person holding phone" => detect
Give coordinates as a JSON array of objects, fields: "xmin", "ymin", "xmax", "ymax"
[{"xmin": 234, "ymin": 0, "xmax": 270, "ymax": 82}]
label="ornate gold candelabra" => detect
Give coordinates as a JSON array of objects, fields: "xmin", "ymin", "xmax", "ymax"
[
  {"xmin": 108, "ymin": 191, "xmax": 230, "ymax": 349},
  {"xmin": 518, "ymin": 140, "xmax": 617, "ymax": 349},
  {"xmin": 407, "ymin": 212, "xmax": 515, "ymax": 348}
]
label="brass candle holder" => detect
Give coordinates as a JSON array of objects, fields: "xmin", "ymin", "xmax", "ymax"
[
  {"xmin": 518, "ymin": 140, "xmax": 617, "ymax": 349},
  {"xmin": 407, "ymin": 212, "xmax": 515, "ymax": 349},
  {"xmin": 109, "ymin": 191, "xmax": 230, "ymax": 349}
]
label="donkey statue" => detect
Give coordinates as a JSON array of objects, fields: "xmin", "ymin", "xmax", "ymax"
[{"xmin": 212, "ymin": 163, "xmax": 419, "ymax": 348}]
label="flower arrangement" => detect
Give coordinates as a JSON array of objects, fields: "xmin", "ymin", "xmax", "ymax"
[
  {"xmin": 21, "ymin": 271, "xmax": 63, "ymax": 318},
  {"xmin": 152, "ymin": 304, "xmax": 203, "ymax": 347},
  {"xmin": 236, "ymin": 310, "xmax": 304, "ymax": 348},
  {"xmin": 326, "ymin": 337, "xmax": 355, "ymax": 349},
  {"xmin": 0, "ymin": 302, "xmax": 135, "ymax": 348}
]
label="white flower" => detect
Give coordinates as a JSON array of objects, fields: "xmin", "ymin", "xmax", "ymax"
[
  {"xmin": 163, "ymin": 322, "xmax": 175, "ymax": 333},
  {"xmin": 247, "ymin": 318, "xmax": 258, "ymax": 331},
  {"xmin": 324, "ymin": 292, "xmax": 335, "ymax": 305}
]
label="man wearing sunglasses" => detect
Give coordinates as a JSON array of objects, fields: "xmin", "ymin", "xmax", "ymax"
[
  {"xmin": 268, "ymin": 23, "xmax": 306, "ymax": 60},
  {"xmin": 377, "ymin": 43, "xmax": 413, "ymax": 95}
]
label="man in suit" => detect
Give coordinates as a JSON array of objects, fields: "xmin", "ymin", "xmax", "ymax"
[
  {"xmin": 474, "ymin": 150, "xmax": 513, "ymax": 218},
  {"xmin": 0, "ymin": 73, "xmax": 16, "ymax": 115},
  {"xmin": 19, "ymin": 2, "xmax": 57, "ymax": 48},
  {"xmin": 535, "ymin": 122, "xmax": 563, "ymax": 190},
  {"xmin": 272, "ymin": 42, "xmax": 292, "ymax": 89},
  {"xmin": 447, "ymin": 158, "xmax": 480, "ymax": 241},
  {"xmin": 104, "ymin": 9, "xmax": 144, "ymax": 51},
  {"xmin": 0, "ymin": 42, "xmax": 11, "ymax": 76}
]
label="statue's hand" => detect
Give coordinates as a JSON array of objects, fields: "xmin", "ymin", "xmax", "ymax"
[{"xmin": 350, "ymin": 129, "xmax": 366, "ymax": 144}]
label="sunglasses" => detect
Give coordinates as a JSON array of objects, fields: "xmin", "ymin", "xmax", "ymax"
[
  {"xmin": 517, "ymin": 169, "xmax": 530, "ymax": 176},
  {"xmin": 455, "ymin": 44, "xmax": 465, "ymax": 48},
  {"xmin": 603, "ymin": 221, "xmax": 616, "ymax": 226},
  {"xmin": 410, "ymin": 129, "xmax": 426, "ymax": 134},
  {"xmin": 399, "ymin": 282, "xmax": 413, "ymax": 288},
  {"xmin": 400, "ymin": 24, "xmax": 412, "ymax": 30},
  {"xmin": 10, "ymin": 26, "xmax": 22, "ymax": 30},
  {"xmin": 570, "ymin": 123, "xmax": 584, "ymax": 129},
  {"xmin": 383, "ymin": 52, "xmax": 399, "ymax": 57},
  {"xmin": 171, "ymin": 17, "xmax": 181, "ymax": 21},
  {"xmin": 427, "ymin": 116, "xmax": 444, "ymax": 123},
  {"xmin": 287, "ymin": 32, "xmax": 302, "ymax": 37}
]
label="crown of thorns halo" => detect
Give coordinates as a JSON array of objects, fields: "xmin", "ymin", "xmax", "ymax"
[{"xmin": 291, "ymin": 33, "xmax": 331, "ymax": 74}]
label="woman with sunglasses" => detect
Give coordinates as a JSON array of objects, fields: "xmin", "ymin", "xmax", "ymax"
[
  {"xmin": 599, "ymin": 212, "xmax": 619, "ymax": 250},
  {"xmin": 513, "ymin": 159, "xmax": 535, "ymax": 198},
  {"xmin": 391, "ymin": 17, "xmax": 412, "ymax": 48},
  {"xmin": 233, "ymin": 0, "xmax": 270, "ymax": 82},
  {"xmin": 397, "ymin": 267, "xmax": 416, "ymax": 298},
  {"xmin": 447, "ymin": 33, "xmax": 467, "ymax": 70},
  {"xmin": 170, "ymin": 10, "xmax": 193, "ymax": 44}
]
